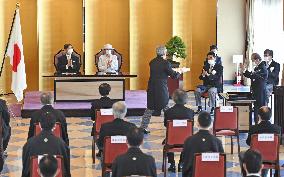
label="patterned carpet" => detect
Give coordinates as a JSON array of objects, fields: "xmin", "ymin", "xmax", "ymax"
[{"xmin": 1, "ymin": 92, "xmax": 284, "ymax": 177}]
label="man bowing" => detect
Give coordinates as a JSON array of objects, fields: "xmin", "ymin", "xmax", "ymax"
[{"xmin": 140, "ymin": 46, "xmax": 184, "ymax": 134}]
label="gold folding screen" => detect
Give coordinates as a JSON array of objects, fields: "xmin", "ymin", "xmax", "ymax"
[
  {"xmin": 0, "ymin": 0, "xmax": 216, "ymax": 92},
  {"xmin": 38, "ymin": 0, "xmax": 83, "ymax": 91},
  {"xmin": 0, "ymin": 0, "xmax": 37, "ymax": 93},
  {"xmin": 85, "ymin": 0, "xmax": 130, "ymax": 87}
]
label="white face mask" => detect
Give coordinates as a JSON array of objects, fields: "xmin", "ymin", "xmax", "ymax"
[
  {"xmin": 105, "ymin": 50, "xmax": 112, "ymax": 55},
  {"xmin": 208, "ymin": 60, "xmax": 215, "ymax": 66},
  {"xmin": 67, "ymin": 48, "xmax": 73, "ymax": 55}
]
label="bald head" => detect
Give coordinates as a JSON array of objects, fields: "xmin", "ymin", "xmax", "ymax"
[
  {"xmin": 40, "ymin": 93, "xmax": 53, "ymax": 105},
  {"xmin": 112, "ymin": 101, "xmax": 127, "ymax": 119},
  {"xmin": 258, "ymin": 106, "xmax": 271, "ymax": 121}
]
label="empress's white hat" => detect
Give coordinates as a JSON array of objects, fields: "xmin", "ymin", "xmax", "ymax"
[{"xmin": 103, "ymin": 44, "xmax": 113, "ymax": 49}]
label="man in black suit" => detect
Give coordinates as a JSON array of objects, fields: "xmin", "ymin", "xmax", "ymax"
[
  {"xmin": 242, "ymin": 106, "xmax": 280, "ymax": 177},
  {"xmin": 112, "ymin": 127, "xmax": 157, "ymax": 177},
  {"xmin": 96, "ymin": 101, "xmax": 136, "ymax": 157},
  {"xmin": 164, "ymin": 89, "xmax": 194, "ymax": 172},
  {"xmin": 263, "ymin": 49, "xmax": 280, "ymax": 105},
  {"xmin": 90, "ymin": 83, "xmax": 114, "ymax": 121},
  {"xmin": 27, "ymin": 93, "xmax": 69, "ymax": 145},
  {"xmin": 246, "ymin": 106, "xmax": 281, "ymax": 145},
  {"xmin": 204, "ymin": 45, "xmax": 222, "ymax": 66},
  {"xmin": 0, "ymin": 99, "xmax": 11, "ymax": 172},
  {"xmin": 243, "ymin": 53, "xmax": 268, "ymax": 123},
  {"xmin": 182, "ymin": 111, "xmax": 224, "ymax": 177},
  {"xmin": 57, "ymin": 44, "xmax": 80, "ymax": 74},
  {"xmin": 140, "ymin": 46, "xmax": 183, "ymax": 134},
  {"xmin": 22, "ymin": 112, "xmax": 71, "ymax": 177},
  {"xmin": 38, "ymin": 155, "xmax": 58, "ymax": 177},
  {"xmin": 243, "ymin": 149, "xmax": 263, "ymax": 177},
  {"xmin": 0, "ymin": 99, "xmax": 11, "ymax": 152},
  {"xmin": 195, "ymin": 51, "xmax": 223, "ymax": 114}
]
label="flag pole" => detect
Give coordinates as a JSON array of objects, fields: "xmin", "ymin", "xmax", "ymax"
[{"xmin": 0, "ymin": 3, "xmax": 20, "ymax": 77}]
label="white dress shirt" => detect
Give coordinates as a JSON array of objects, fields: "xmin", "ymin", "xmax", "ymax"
[
  {"xmin": 246, "ymin": 173, "xmax": 261, "ymax": 176},
  {"xmin": 98, "ymin": 54, "xmax": 118, "ymax": 73},
  {"xmin": 65, "ymin": 54, "xmax": 73, "ymax": 70}
]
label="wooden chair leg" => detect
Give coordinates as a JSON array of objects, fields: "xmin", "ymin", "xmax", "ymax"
[
  {"xmin": 102, "ymin": 165, "xmax": 105, "ymax": 177},
  {"xmin": 163, "ymin": 149, "xmax": 167, "ymax": 177},
  {"xmin": 162, "ymin": 149, "xmax": 165, "ymax": 172},
  {"xmin": 92, "ymin": 139, "xmax": 95, "ymax": 164},
  {"xmin": 230, "ymin": 136, "xmax": 233, "ymax": 154},
  {"xmin": 237, "ymin": 134, "xmax": 240, "ymax": 153}
]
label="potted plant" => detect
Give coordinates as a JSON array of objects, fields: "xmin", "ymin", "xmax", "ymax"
[{"xmin": 165, "ymin": 36, "xmax": 187, "ymax": 68}]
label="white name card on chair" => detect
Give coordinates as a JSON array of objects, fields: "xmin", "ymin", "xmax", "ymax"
[
  {"xmin": 173, "ymin": 120, "xmax": 187, "ymax": 127},
  {"xmin": 220, "ymin": 106, "xmax": 233, "ymax": 112},
  {"xmin": 258, "ymin": 134, "xmax": 274, "ymax": 141},
  {"xmin": 111, "ymin": 136, "xmax": 127, "ymax": 144},
  {"xmin": 100, "ymin": 109, "xmax": 113, "ymax": 115},
  {"xmin": 37, "ymin": 155, "xmax": 56, "ymax": 164},
  {"xmin": 201, "ymin": 153, "xmax": 220, "ymax": 161}
]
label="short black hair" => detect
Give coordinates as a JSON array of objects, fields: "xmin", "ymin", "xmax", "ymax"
[
  {"xmin": 63, "ymin": 44, "xmax": 72, "ymax": 49},
  {"xmin": 258, "ymin": 106, "xmax": 272, "ymax": 121},
  {"xmin": 39, "ymin": 155, "xmax": 58, "ymax": 177},
  {"xmin": 198, "ymin": 111, "xmax": 212, "ymax": 128},
  {"xmin": 39, "ymin": 111, "xmax": 56, "ymax": 131},
  {"xmin": 210, "ymin": 45, "xmax": 218, "ymax": 50},
  {"xmin": 127, "ymin": 127, "xmax": 144, "ymax": 147},
  {"xmin": 172, "ymin": 89, "xmax": 188, "ymax": 105},
  {"xmin": 251, "ymin": 53, "xmax": 262, "ymax": 61},
  {"xmin": 207, "ymin": 51, "xmax": 216, "ymax": 58},
  {"xmin": 243, "ymin": 149, "xmax": 262, "ymax": 174},
  {"xmin": 264, "ymin": 49, "xmax": 273, "ymax": 58},
  {"xmin": 99, "ymin": 83, "xmax": 111, "ymax": 96}
]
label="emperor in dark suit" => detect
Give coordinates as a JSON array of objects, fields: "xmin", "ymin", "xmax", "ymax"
[
  {"xmin": 263, "ymin": 49, "xmax": 280, "ymax": 105},
  {"xmin": 22, "ymin": 112, "xmax": 71, "ymax": 177},
  {"xmin": 57, "ymin": 44, "xmax": 80, "ymax": 74},
  {"xmin": 27, "ymin": 93, "xmax": 69, "ymax": 145},
  {"xmin": 243, "ymin": 53, "xmax": 268, "ymax": 123},
  {"xmin": 140, "ymin": 46, "xmax": 181, "ymax": 133},
  {"xmin": 112, "ymin": 127, "xmax": 157, "ymax": 177},
  {"xmin": 164, "ymin": 89, "xmax": 194, "ymax": 172},
  {"xmin": 182, "ymin": 112, "xmax": 224, "ymax": 177}
]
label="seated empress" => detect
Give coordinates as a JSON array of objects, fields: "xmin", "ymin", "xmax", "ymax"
[{"xmin": 98, "ymin": 44, "xmax": 119, "ymax": 73}]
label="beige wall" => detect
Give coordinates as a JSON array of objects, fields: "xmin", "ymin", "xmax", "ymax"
[{"xmin": 217, "ymin": 0, "xmax": 246, "ymax": 81}]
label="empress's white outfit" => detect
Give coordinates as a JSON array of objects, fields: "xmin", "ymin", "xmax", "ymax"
[{"xmin": 98, "ymin": 54, "xmax": 118, "ymax": 73}]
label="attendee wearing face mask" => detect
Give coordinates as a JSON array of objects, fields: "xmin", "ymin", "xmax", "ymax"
[
  {"xmin": 243, "ymin": 53, "xmax": 268, "ymax": 124},
  {"xmin": 57, "ymin": 44, "xmax": 81, "ymax": 74},
  {"xmin": 195, "ymin": 51, "xmax": 223, "ymax": 114},
  {"xmin": 204, "ymin": 45, "xmax": 222, "ymax": 66},
  {"xmin": 98, "ymin": 44, "xmax": 119, "ymax": 73},
  {"xmin": 263, "ymin": 49, "xmax": 280, "ymax": 105},
  {"xmin": 140, "ymin": 46, "xmax": 183, "ymax": 134}
]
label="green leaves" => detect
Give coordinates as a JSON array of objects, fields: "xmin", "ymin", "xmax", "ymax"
[{"xmin": 165, "ymin": 36, "xmax": 187, "ymax": 60}]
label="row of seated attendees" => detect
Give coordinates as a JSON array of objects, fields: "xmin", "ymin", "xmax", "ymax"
[{"xmin": 0, "ymin": 81, "xmax": 277, "ymax": 176}]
